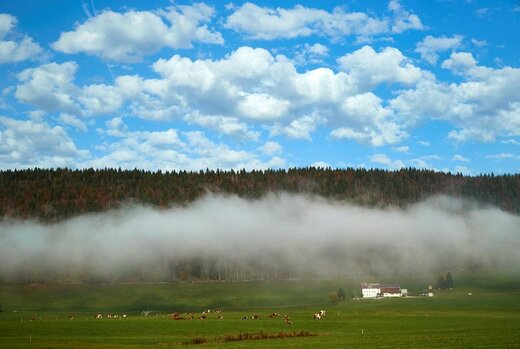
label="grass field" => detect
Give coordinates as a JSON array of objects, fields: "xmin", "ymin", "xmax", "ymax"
[{"xmin": 1, "ymin": 276, "xmax": 519, "ymax": 348}]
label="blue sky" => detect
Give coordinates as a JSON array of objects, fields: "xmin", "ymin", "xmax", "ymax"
[{"xmin": 0, "ymin": 0, "xmax": 519, "ymax": 174}]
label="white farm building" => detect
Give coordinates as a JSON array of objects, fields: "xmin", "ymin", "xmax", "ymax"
[{"xmin": 361, "ymin": 283, "xmax": 405, "ymax": 298}]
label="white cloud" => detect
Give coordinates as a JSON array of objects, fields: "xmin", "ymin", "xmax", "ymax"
[
  {"xmin": 15, "ymin": 62, "xmax": 81, "ymax": 114},
  {"xmin": 409, "ymin": 155, "xmax": 441, "ymax": 169},
  {"xmin": 310, "ymin": 160, "xmax": 330, "ymax": 168},
  {"xmin": 471, "ymin": 38, "xmax": 487, "ymax": 47},
  {"xmin": 0, "ymin": 13, "xmax": 42, "ymax": 64},
  {"xmin": 184, "ymin": 112, "xmax": 260, "ymax": 141},
  {"xmin": 331, "ymin": 92, "xmax": 406, "ymax": 146},
  {"xmin": 369, "ymin": 153, "xmax": 405, "ymax": 169},
  {"xmin": 418, "ymin": 140, "xmax": 430, "ymax": 146},
  {"xmin": 79, "ymin": 83, "xmax": 124, "ymax": 115},
  {"xmin": 447, "ymin": 129, "xmax": 495, "ymax": 142},
  {"xmin": 57, "ymin": 113, "xmax": 88, "ymax": 132},
  {"xmin": 388, "ymin": 0, "xmax": 425, "ymax": 33},
  {"xmin": 393, "ymin": 145, "xmax": 409, "ymax": 153},
  {"xmin": 258, "ymin": 141, "xmax": 282, "ymax": 155},
  {"xmin": 453, "ymin": 165, "xmax": 475, "ymax": 175},
  {"xmin": 485, "ymin": 153, "xmax": 514, "ymax": 160},
  {"xmin": 452, "ymin": 154, "xmax": 470, "ymax": 162},
  {"xmin": 88, "ymin": 119, "xmax": 284, "ymax": 171},
  {"xmin": 0, "ymin": 116, "xmax": 89, "ymax": 169},
  {"xmin": 52, "ymin": 4, "xmax": 223, "ymax": 63},
  {"xmin": 502, "ymin": 139, "xmax": 520, "ymax": 145},
  {"xmin": 441, "ymin": 51, "xmax": 480, "ymax": 76},
  {"xmin": 391, "ymin": 52, "xmax": 520, "ymax": 142},
  {"xmin": 237, "ymin": 92, "xmax": 291, "ymax": 120},
  {"xmin": 293, "ymin": 43, "xmax": 329, "ymax": 66},
  {"xmin": 338, "ymin": 45, "xmax": 424, "ymax": 89},
  {"xmin": 415, "ymin": 35, "xmax": 463, "ymax": 64},
  {"xmin": 225, "ymin": 3, "xmax": 388, "ymax": 40},
  {"xmin": 475, "ymin": 8, "xmax": 491, "ymax": 17},
  {"xmin": 145, "ymin": 46, "xmax": 416, "ymax": 145},
  {"xmin": 12, "ymin": 45, "xmax": 427, "ymax": 146},
  {"xmin": 270, "ymin": 115, "xmax": 318, "ymax": 141}
]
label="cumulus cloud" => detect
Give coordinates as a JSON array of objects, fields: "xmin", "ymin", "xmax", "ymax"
[
  {"xmin": 293, "ymin": 43, "xmax": 329, "ymax": 66},
  {"xmin": 225, "ymin": 3, "xmax": 388, "ymax": 41},
  {"xmin": 0, "ymin": 116, "xmax": 89, "ymax": 169},
  {"xmin": 338, "ymin": 45, "xmax": 425, "ymax": 89},
  {"xmin": 52, "ymin": 4, "xmax": 223, "ymax": 62},
  {"xmin": 225, "ymin": 1, "xmax": 423, "ymax": 42},
  {"xmin": 86, "ymin": 118, "xmax": 283, "ymax": 171},
  {"xmin": 184, "ymin": 112, "xmax": 260, "ymax": 141},
  {"xmin": 452, "ymin": 154, "xmax": 470, "ymax": 162},
  {"xmin": 390, "ymin": 52, "xmax": 520, "ymax": 142},
  {"xmin": 415, "ymin": 35, "xmax": 463, "ymax": 65},
  {"xmin": 0, "ymin": 13, "xmax": 42, "ymax": 64},
  {"xmin": 485, "ymin": 153, "xmax": 514, "ymax": 160},
  {"xmin": 57, "ymin": 113, "xmax": 88, "ymax": 132},
  {"xmin": 1, "ymin": 194, "xmax": 518, "ymax": 282},
  {"xmin": 258, "ymin": 141, "xmax": 282, "ymax": 155},
  {"xmin": 388, "ymin": 0, "xmax": 425, "ymax": 33},
  {"xmin": 369, "ymin": 153, "xmax": 405, "ymax": 169},
  {"xmin": 15, "ymin": 62, "xmax": 81, "ymax": 114},
  {"xmin": 392, "ymin": 145, "xmax": 409, "ymax": 153}
]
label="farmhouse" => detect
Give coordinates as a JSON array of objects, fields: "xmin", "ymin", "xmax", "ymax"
[{"xmin": 361, "ymin": 283, "xmax": 406, "ymax": 298}]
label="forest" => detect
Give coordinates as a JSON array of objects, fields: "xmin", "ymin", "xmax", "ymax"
[{"xmin": 1, "ymin": 167, "xmax": 519, "ymax": 221}]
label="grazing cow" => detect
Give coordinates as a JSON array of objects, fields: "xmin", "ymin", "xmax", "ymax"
[
  {"xmin": 217, "ymin": 315, "xmax": 224, "ymax": 320},
  {"xmin": 122, "ymin": 314, "xmax": 127, "ymax": 318},
  {"xmin": 251, "ymin": 314, "xmax": 260, "ymax": 320},
  {"xmin": 242, "ymin": 316, "xmax": 248, "ymax": 320},
  {"xmin": 95, "ymin": 314, "xmax": 102, "ymax": 319},
  {"xmin": 319, "ymin": 310, "xmax": 326, "ymax": 316},
  {"xmin": 268, "ymin": 312, "xmax": 280, "ymax": 318},
  {"xmin": 199, "ymin": 315, "xmax": 207, "ymax": 320},
  {"xmin": 313, "ymin": 313, "xmax": 321, "ymax": 320},
  {"xmin": 284, "ymin": 315, "xmax": 293, "ymax": 325}
]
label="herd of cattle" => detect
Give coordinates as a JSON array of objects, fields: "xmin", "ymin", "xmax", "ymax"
[{"xmin": 85, "ymin": 309, "xmax": 327, "ymax": 324}]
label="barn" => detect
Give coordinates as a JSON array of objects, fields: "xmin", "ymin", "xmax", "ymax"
[{"xmin": 361, "ymin": 283, "xmax": 405, "ymax": 298}]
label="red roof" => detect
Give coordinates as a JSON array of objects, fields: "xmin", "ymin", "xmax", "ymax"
[{"xmin": 380, "ymin": 287, "xmax": 401, "ymax": 294}]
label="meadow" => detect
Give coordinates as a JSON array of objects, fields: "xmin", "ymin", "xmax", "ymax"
[{"xmin": 1, "ymin": 276, "xmax": 519, "ymax": 348}]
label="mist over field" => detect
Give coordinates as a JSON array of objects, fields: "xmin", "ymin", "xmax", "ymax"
[{"xmin": 1, "ymin": 194, "xmax": 519, "ymax": 283}]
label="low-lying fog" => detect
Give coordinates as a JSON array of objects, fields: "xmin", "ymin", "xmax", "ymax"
[{"xmin": 1, "ymin": 194, "xmax": 519, "ymax": 282}]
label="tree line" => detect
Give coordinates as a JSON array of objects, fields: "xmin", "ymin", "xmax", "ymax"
[{"xmin": 1, "ymin": 167, "xmax": 519, "ymax": 221}]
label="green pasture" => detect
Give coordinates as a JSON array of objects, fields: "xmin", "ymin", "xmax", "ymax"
[{"xmin": 0, "ymin": 276, "xmax": 519, "ymax": 348}]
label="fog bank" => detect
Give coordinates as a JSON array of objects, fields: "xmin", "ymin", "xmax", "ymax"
[{"xmin": 1, "ymin": 194, "xmax": 519, "ymax": 282}]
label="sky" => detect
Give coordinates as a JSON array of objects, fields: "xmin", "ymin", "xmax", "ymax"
[{"xmin": 0, "ymin": 0, "xmax": 519, "ymax": 174}]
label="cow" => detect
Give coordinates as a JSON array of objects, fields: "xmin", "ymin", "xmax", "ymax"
[
  {"xmin": 284, "ymin": 315, "xmax": 293, "ymax": 325},
  {"xmin": 251, "ymin": 314, "xmax": 260, "ymax": 320},
  {"xmin": 268, "ymin": 312, "xmax": 280, "ymax": 318},
  {"xmin": 313, "ymin": 313, "xmax": 321, "ymax": 320},
  {"xmin": 95, "ymin": 314, "xmax": 102, "ymax": 319}
]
